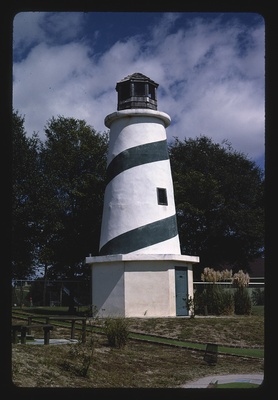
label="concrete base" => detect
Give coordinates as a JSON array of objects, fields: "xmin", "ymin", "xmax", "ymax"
[{"xmin": 86, "ymin": 254, "xmax": 199, "ymax": 318}]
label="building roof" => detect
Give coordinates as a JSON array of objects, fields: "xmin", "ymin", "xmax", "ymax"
[{"xmin": 117, "ymin": 72, "xmax": 158, "ymax": 87}]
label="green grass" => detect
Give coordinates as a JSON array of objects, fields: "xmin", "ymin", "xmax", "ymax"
[
  {"xmin": 128, "ymin": 332, "xmax": 264, "ymax": 358},
  {"xmin": 251, "ymin": 305, "xmax": 264, "ymax": 316},
  {"xmin": 12, "ymin": 306, "xmax": 264, "ymax": 359},
  {"xmin": 214, "ymin": 382, "xmax": 260, "ymax": 388}
]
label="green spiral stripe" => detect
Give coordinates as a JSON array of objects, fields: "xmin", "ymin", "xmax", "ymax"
[
  {"xmin": 99, "ymin": 214, "xmax": 178, "ymax": 255},
  {"xmin": 106, "ymin": 139, "xmax": 169, "ymax": 184}
]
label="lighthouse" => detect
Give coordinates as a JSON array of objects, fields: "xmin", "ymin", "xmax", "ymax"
[{"xmin": 86, "ymin": 73, "xmax": 199, "ymax": 317}]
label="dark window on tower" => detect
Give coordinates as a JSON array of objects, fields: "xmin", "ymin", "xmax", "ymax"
[
  {"xmin": 148, "ymin": 85, "xmax": 156, "ymax": 100},
  {"xmin": 157, "ymin": 188, "xmax": 168, "ymax": 205},
  {"xmin": 120, "ymin": 82, "xmax": 131, "ymax": 100},
  {"xmin": 134, "ymin": 82, "xmax": 146, "ymax": 96}
]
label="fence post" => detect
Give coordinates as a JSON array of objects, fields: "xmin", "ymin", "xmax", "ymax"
[
  {"xmin": 27, "ymin": 316, "xmax": 32, "ymax": 335},
  {"xmin": 82, "ymin": 319, "xmax": 86, "ymax": 343},
  {"xmin": 204, "ymin": 343, "xmax": 218, "ymax": 365}
]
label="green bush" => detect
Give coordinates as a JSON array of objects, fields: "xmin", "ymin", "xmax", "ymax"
[
  {"xmin": 206, "ymin": 285, "xmax": 234, "ymax": 315},
  {"xmin": 234, "ymin": 287, "xmax": 252, "ymax": 315},
  {"xmin": 251, "ymin": 288, "xmax": 264, "ymax": 306},
  {"xmin": 61, "ymin": 333, "xmax": 94, "ymax": 377},
  {"xmin": 217, "ymin": 289, "xmax": 235, "ymax": 315},
  {"xmin": 104, "ymin": 317, "xmax": 129, "ymax": 348},
  {"xmin": 194, "ymin": 285, "xmax": 234, "ymax": 315},
  {"xmin": 193, "ymin": 288, "xmax": 206, "ymax": 315}
]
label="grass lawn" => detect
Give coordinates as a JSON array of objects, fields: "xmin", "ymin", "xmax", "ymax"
[{"xmin": 11, "ymin": 306, "xmax": 265, "ymax": 388}]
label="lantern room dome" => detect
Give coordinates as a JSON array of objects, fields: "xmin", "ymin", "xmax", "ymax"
[{"xmin": 116, "ymin": 72, "xmax": 158, "ymax": 111}]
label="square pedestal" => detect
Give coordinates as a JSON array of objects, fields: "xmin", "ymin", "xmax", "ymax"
[{"xmin": 86, "ymin": 254, "xmax": 199, "ymax": 318}]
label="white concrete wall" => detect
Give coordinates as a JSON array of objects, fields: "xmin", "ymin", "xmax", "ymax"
[
  {"xmin": 92, "ymin": 262, "xmax": 125, "ymax": 317},
  {"xmin": 124, "ymin": 261, "xmax": 176, "ymax": 317},
  {"xmin": 187, "ymin": 266, "xmax": 194, "ymax": 299}
]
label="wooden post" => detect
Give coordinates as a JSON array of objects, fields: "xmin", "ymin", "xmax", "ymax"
[
  {"xmin": 204, "ymin": 343, "xmax": 218, "ymax": 365},
  {"xmin": 43, "ymin": 326, "xmax": 51, "ymax": 345},
  {"xmin": 71, "ymin": 319, "xmax": 75, "ymax": 339},
  {"xmin": 20, "ymin": 327, "xmax": 27, "ymax": 344},
  {"xmin": 27, "ymin": 317, "xmax": 32, "ymax": 335},
  {"xmin": 82, "ymin": 319, "xmax": 86, "ymax": 343},
  {"xmin": 12, "ymin": 325, "xmax": 21, "ymax": 344},
  {"xmin": 12, "ymin": 328, "xmax": 18, "ymax": 344}
]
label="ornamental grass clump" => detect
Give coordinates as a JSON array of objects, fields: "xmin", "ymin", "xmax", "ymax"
[
  {"xmin": 201, "ymin": 267, "xmax": 233, "ymax": 283},
  {"xmin": 104, "ymin": 317, "xmax": 129, "ymax": 348},
  {"xmin": 232, "ymin": 270, "xmax": 250, "ymax": 288},
  {"xmin": 199, "ymin": 268, "xmax": 234, "ymax": 315},
  {"xmin": 232, "ymin": 270, "xmax": 252, "ymax": 315}
]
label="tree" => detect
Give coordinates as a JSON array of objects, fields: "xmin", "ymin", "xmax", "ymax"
[
  {"xmin": 169, "ymin": 136, "xmax": 264, "ymax": 279},
  {"xmin": 40, "ymin": 116, "xmax": 108, "ymax": 311},
  {"xmin": 12, "ymin": 110, "xmax": 42, "ymax": 279}
]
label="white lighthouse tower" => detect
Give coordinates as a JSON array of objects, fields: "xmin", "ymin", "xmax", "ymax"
[{"xmin": 86, "ymin": 73, "xmax": 199, "ymax": 317}]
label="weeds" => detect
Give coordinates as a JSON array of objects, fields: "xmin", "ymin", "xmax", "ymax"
[
  {"xmin": 104, "ymin": 316, "xmax": 129, "ymax": 348},
  {"xmin": 60, "ymin": 323, "xmax": 94, "ymax": 377}
]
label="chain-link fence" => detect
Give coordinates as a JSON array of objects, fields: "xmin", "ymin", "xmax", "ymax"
[{"xmin": 12, "ymin": 279, "xmax": 91, "ymax": 309}]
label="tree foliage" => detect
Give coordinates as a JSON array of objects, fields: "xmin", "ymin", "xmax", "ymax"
[
  {"xmin": 12, "ymin": 113, "xmax": 108, "ymax": 282},
  {"xmin": 169, "ymin": 136, "xmax": 264, "ymax": 278},
  {"xmin": 12, "ymin": 111, "xmax": 42, "ymax": 278},
  {"xmin": 40, "ymin": 116, "xmax": 108, "ymax": 280}
]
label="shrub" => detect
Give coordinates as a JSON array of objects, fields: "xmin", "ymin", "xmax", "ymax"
[
  {"xmin": 207, "ymin": 285, "xmax": 234, "ymax": 315},
  {"xmin": 61, "ymin": 331, "xmax": 94, "ymax": 377},
  {"xmin": 193, "ymin": 287, "xmax": 206, "ymax": 315},
  {"xmin": 217, "ymin": 289, "xmax": 235, "ymax": 315},
  {"xmin": 194, "ymin": 284, "xmax": 234, "ymax": 315},
  {"xmin": 197, "ymin": 267, "xmax": 254, "ymax": 315},
  {"xmin": 234, "ymin": 287, "xmax": 252, "ymax": 315},
  {"xmin": 104, "ymin": 317, "xmax": 129, "ymax": 348},
  {"xmin": 205, "ymin": 284, "xmax": 221, "ymax": 315},
  {"xmin": 251, "ymin": 288, "xmax": 264, "ymax": 306}
]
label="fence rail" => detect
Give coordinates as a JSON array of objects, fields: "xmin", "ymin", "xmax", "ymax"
[{"xmin": 194, "ymin": 281, "xmax": 264, "ymax": 285}]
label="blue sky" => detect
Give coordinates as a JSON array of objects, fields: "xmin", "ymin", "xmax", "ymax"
[{"xmin": 13, "ymin": 11, "xmax": 265, "ymax": 169}]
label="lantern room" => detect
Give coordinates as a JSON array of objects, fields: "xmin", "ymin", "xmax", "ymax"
[{"xmin": 116, "ymin": 72, "xmax": 158, "ymax": 111}]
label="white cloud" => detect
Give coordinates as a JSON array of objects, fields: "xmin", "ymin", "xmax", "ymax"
[
  {"xmin": 13, "ymin": 12, "xmax": 265, "ymax": 165},
  {"xmin": 13, "ymin": 12, "xmax": 85, "ymax": 56},
  {"xmin": 13, "ymin": 12, "xmax": 46, "ymax": 55}
]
